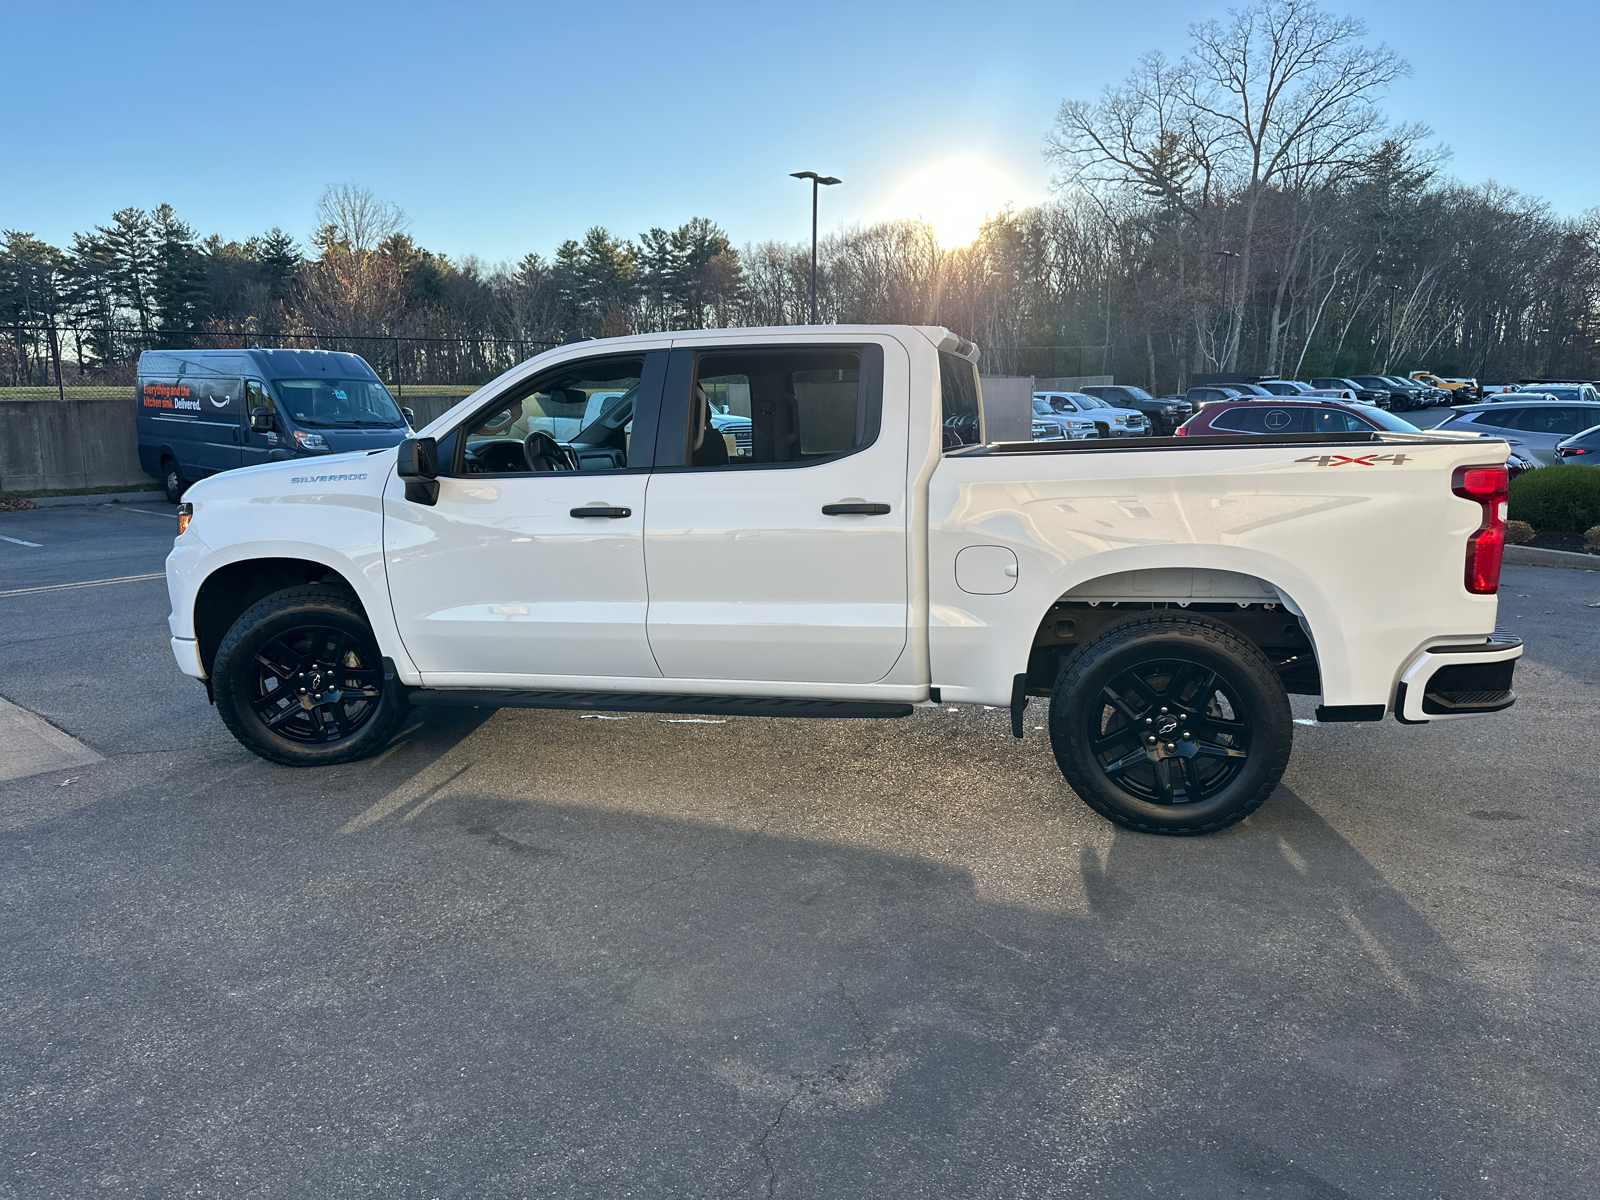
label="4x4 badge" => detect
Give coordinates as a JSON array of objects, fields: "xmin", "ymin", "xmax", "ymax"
[{"xmin": 1296, "ymin": 453, "xmax": 1409, "ymax": 466}]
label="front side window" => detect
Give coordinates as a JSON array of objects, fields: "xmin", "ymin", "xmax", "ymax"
[
  {"xmin": 458, "ymin": 356, "xmax": 643, "ymax": 475},
  {"xmin": 687, "ymin": 347, "xmax": 876, "ymax": 468},
  {"xmin": 1308, "ymin": 409, "xmax": 1371, "ymax": 433},
  {"xmin": 275, "ymin": 378, "xmax": 404, "ymax": 428}
]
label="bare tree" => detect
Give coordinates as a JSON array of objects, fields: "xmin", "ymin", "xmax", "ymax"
[{"xmin": 314, "ymin": 185, "xmax": 408, "ymax": 258}]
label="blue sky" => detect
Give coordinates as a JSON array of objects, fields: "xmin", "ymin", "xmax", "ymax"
[{"xmin": 2, "ymin": 0, "xmax": 1595, "ymax": 263}]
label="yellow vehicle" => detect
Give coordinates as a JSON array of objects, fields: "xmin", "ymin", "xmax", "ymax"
[{"xmin": 1410, "ymin": 371, "xmax": 1478, "ymax": 397}]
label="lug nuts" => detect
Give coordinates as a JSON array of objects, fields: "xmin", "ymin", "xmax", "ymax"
[
  {"xmin": 1165, "ymin": 743, "xmax": 1176, "ymax": 751},
  {"xmin": 1146, "ymin": 735, "xmax": 1156, "ymax": 744}
]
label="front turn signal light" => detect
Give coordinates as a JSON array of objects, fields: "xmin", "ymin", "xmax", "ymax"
[{"xmin": 177, "ymin": 501, "xmax": 192, "ymax": 535}]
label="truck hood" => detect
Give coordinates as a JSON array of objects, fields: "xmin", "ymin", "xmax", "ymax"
[{"xmin": 183, "ymin": 447, "xmax": 394, "ymax": 504}]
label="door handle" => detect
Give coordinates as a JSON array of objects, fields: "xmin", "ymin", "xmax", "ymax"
[
  {"xmin": 570, "ymin": 506, "xmax": 632, "ymax": 519},
  {"xmin": 821, "ymin": 502, "xmax": 890, "ymax": 516}
]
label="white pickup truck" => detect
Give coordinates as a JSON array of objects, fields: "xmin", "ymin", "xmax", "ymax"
[{"xmin": 165, "ymin": 325, "xmax": 1521, "ymax": 835}]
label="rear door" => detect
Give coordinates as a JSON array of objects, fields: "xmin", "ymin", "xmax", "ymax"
[{"xmin": 641, "ymin": 338, "xmax": 909, "ymax": 685}]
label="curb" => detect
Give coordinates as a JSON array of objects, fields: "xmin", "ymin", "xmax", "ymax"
[
  {"xmin": 26, "ymin": 490, "xmax": 169, "ymax": 509},
  {"xmin": 1504, "ymin": 545, "xmax": 1599, "ymax": 571}
]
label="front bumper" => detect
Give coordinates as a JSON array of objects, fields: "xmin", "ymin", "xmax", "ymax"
[{"xmin": 1394, "ymin": 635, "xmax": 1522, "ymax": 723}]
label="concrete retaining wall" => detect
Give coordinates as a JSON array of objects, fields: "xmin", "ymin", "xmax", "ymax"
[{"xmin": 0, "ymin": 397, "xmax": 151, "ymax": 493}]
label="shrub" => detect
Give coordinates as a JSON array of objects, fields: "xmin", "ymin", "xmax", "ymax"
[
  {"xmin": 1586, "ymin": 525, "xmax": 1600, "ymax": 554},
  {"xmin": 1507, "ymin": 465, "xmax": 1600, "ymax": 533},
  {"xmin": 1504, "ymin": 519, "xmax": 1535, "ymax": 544}
]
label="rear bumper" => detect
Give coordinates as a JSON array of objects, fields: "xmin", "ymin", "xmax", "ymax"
[{"xmin": 1394, "ymin": 635, "xmax": 1522, "ymax": 724}]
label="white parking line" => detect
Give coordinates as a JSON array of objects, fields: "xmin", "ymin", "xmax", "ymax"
[
  {"xmin": 118, "ymin": 508, "xmax": 173, "ymax": 518},
  {"xmin": 0, "ymin": 571, "xmax": 165, "ymax": 598},
  {"xmin": 0, "ymin": 535, "xmax": 43, "ymax": 547}
]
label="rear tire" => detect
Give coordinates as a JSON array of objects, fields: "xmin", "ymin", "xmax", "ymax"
[
  {"xmin": 212, "ymin": 585, "xmax": 407, "ymax": 767},
  {"xmin": 162, "ymin": 459, "xmax": 186, "ymax": 504},
  {"xmin": 1048, "ymin": 614, "xmax": 1293, "ymax": 835}
]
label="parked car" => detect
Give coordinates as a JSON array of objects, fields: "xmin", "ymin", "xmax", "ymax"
[
  {"xmin": 1384, "ymin": 376, "xmax": 1450, "ymax": 407},
  {"xmin": 1433, "ymin": 399, "xmax": 1600, "ymax": 465},
  {"xmin": 1481, "ymin": 389, "xmax": 1559, "ymax": 405},
  {"xmin": 1034, "ymin": 391, "xmax": 1151, "ymax": 438},
  {"xmin": 1554, "ymin": 423, "xmax": 1600, "ymax": 463},
  {"xmin": 1349, "ymin": 375, "xmax": 1429, "ymax": 411},
  {"xmin": 1079, "ymin": 385, "xmax": 1192, "ymax": 435},
  {"xmin": 1310, "ymin": 377, "xmax": 1393, "ymax": 409},
  {"xmin": 1307, "ymin": 387, "xmax": 1361, "ymax": 404},
  {"xmin": 1493, "ymin": 383, "xmax": 1600, "ymax": 406},
  {"xmin": 1032, "ymin": 418, "xmax": 1069, "ymax": 442},
  {"xmin": 1030, "ymin": 395, "xmax": 1096, "ymax": 439},
  {"xmin": 1184, "ymin": 384, "xmax": 1250, "ymax": 407},
  {"xmin": 1255, "ymin": 380, "xmax": 1317, "ymax": 397},
  {"xmin": 1411, "ymin": 371, "xmax": 1479, "ymax": 400},
  {"xmin": 1176, "ymin": 398, "xmax": 1422, "ymax": 437},
  {"xmin": 166, "ymin": 322, "xmax": 1522, "ymax": 837},
  {"xmin": 138, "ymin": 348, "xmax": 414, "ymax": 503}
]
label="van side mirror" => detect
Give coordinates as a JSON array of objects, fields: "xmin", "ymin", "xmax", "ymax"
[
  {"xmin": 250, "ymin": 407, "xmax": 274, "ymax": 432},
  {"xmin": 397, "ymin": 436, "xmax": 439, "ymax": 505},
  {"xmin": 401, "ymin": 407, "xmax": 416, "ymax": 427}
]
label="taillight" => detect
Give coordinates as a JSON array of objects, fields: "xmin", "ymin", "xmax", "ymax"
[
  {"xmin": 1557, "ymin": 446, "xmax": 1585, "ymax": 456},
  {"xmin": 1452, "ymin": 465, "xmax": 1508, "ymax": 594},
  {"xmin": 1175, "ymin": 426, "xmax": 1188, "ymax": 436}
]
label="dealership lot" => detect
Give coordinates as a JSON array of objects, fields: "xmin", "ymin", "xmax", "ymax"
[{"xmin": 2, "ymin": 503, "xmax": 1598, "ymax": 1198}]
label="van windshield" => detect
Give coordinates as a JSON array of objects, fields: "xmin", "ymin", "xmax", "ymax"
[{"xmin": 274, "ymin": 379, "xmax": 406, "ymax": 428}]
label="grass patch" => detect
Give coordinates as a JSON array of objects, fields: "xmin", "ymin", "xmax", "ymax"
[{"xmin": 0, "ymin": 386, "xmax": 130, "ymax": 402}]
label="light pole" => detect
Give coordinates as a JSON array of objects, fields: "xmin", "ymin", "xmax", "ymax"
[
  {"xmin": 791, "ymin": 170, "xmax": 840, "ymax": 324},
  {"xmin": 1384, "ymin": 284, "xmax": 1401, "ymax": 372},
  {"xmin": 1215, "ymin": 249, "xmax": 1239, "ymax": 366}
]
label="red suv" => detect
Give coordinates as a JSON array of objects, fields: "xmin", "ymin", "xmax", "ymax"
[{"xmin": 1176, "ymin": 398, "xmax": 1421, "ymax": 437}]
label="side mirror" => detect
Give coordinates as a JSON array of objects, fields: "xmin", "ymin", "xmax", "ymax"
[
  {"xmin": 401, "ymin": 407, "xmax": 416, "ymax": 427},
  {"xmin": 250, "ymin": 407, "xmax": 274, "ymax": 432},
  {"xmin": 397, "ymin": 436, "xmax": 439, "ymax": 505}
]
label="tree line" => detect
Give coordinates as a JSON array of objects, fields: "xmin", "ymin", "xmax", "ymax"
[{"xmin": 3, "ymin": 0, "xmax": 1596, "ymax": 394}]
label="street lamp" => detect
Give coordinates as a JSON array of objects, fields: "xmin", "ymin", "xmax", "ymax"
[
  {"xmin": 1215, "ymin": 249, "xmax": 1240, "ymax": 365},
  {"xmin": 791, "ymin": 170, "xmax": 841, "ymax": 324}
]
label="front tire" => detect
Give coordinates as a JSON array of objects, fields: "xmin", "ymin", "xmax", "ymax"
[
  {"xmin": 1048, "ymin": 614, "xmax": 1292, "ymax": 835},
  {"xmin": 212, "ymin": 585, "xmax": 407, "ymax": 767}
]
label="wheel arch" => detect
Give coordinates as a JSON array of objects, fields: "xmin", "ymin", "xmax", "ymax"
[
  {"xmin": 193, "ymin": 558, "xmax": 373, "ymax": 680},
  {"xmin": 1019, "ymin": 561, "xmax": 1332, "ymax": 701}
]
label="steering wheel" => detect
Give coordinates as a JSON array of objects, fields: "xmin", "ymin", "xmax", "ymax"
[{"xmin": 523, "ymin": 431, "xmax": 578, "ymax": 472}]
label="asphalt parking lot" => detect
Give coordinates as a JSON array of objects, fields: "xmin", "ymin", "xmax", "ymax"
[{"xmin": 2, "ymin": 501, "xmax": 1597, "ymax": 1199}]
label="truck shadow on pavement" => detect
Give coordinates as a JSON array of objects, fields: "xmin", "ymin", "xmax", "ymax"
[{"xmin": 3, "ymin": 709, "xmax": 1589, "ymax": 1200}]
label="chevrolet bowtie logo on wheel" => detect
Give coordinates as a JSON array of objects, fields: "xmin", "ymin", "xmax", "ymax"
[{"xmin": 1295, "ymin": 453, "xmax": 1410, "ymax": 466}]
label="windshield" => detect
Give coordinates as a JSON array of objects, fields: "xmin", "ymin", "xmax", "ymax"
[
  {"xmin": 1119, "ymin": 386, "xmax": 1155, "ymax": 401},
  {"xmin": 1355, "ymin": 405, "xmax": 1422, "ymax": 433},
  {"xmin": 274, "ymin": 378, "xmax": 405, "ymax": 428},
  {"xmin": 1070, "ymin": 394, "xmax": 1110, "ymax": 409}
]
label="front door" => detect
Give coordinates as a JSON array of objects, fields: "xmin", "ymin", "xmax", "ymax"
[
  {"xmin": 383, "ymin": 351, "xmax": 665, "ymax": 681},
  {"xmin": 240, "ymin": 379, "xmax": 282, "ymax": 468},
  {"xmin": 642, "ymin": 339, "xmax": 910, "ymax": 685}
]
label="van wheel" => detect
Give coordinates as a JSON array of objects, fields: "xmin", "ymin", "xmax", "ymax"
[
  {"xmin": 1048, "ymin": 614, "xmax": 1292, "ymax": 836},
  {"xmin": 162, "ymin": 460, "xmax": 186, "ymax": 504},
  {"xmin": 212, "ymin": 585, "xmax": 407, "ymax": 767}
]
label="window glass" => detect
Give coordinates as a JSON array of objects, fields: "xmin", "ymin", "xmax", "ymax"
[
  {"xmin": 1470, "ymin": 409, "xmax": 1516, "ymax": 427},
  {"xmin": 1308, "ymin": 408, "xmax": 1370, "ymax": 433},
  {"xmin": 275, "ymin": 378, "xmax": 405, "ymax": 428},
  {"xmin": 1508, "ymin": 406, "xmax": 1593, "ymax": 435},
  {"xmin": 1211, "ymin": 407, "xmax": 1310, "ymax": 433},
  {"xmin": 687, "ymin": 348, "xmax": 871, "ymax": 468},
  {"xmin": 940, "ymin": 352, "xmax": 982, "ymax": 448},
  {"xmin": 460, "ymin": 356, "xmax": 642, "ymax": 474}
]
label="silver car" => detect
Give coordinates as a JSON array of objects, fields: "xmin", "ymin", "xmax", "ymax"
[
  {"xmin": 1433, "ymin": 399, "xmax": 1600, "ymax": 465},
  {"xmin": 1035, "ymin": 391, "xmax": 1151, "ymax": 438},
  {"xmin": 1030, "ymin": 395, "xmax": 1098, "ymax": 440}
]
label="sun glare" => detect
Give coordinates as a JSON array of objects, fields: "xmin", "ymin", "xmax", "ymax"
[{"xmin": 883, "ymin": 158, "xmax": 1023, "ymax": 247}]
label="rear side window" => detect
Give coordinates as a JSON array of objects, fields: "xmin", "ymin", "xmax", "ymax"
[
  {"xmin": 1210, "ymin": 407, "xmax": 1307, "ymax": 434},
  {"xmin": 687, "ymin": 346, "xmax": 880, "ymax": 468},
  {"xmin": 940, "ymin": 351, "xmax": 982, "ymax": 447},
  {"xmin": 1507, "ymin": 407, "xmax": 1591, "ymax": 435},
  {"xmin": 1469, "ymin": 409, "xmax": 1516, "ymax": 427}
]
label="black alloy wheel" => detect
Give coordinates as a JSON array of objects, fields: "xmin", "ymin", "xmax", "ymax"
[
  {"xmin": 212, "ymin": 584, "xmax": 407, "ymax": 766},
  {"xmin": 249, "ymin": 624, "xmax": 385, "ymax": 744},
  {"xmin": 1049, "ymin": 614, "xmax": 1293, "ymax": 835}
]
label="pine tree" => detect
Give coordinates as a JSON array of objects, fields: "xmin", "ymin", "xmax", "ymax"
[
  {"xmin": 149, "ymin": 203, "xmax": 206, "ymax": 333},
  {"xmin": 96, "ymin": 207, "xmax": 156, "ymax": 334}
]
